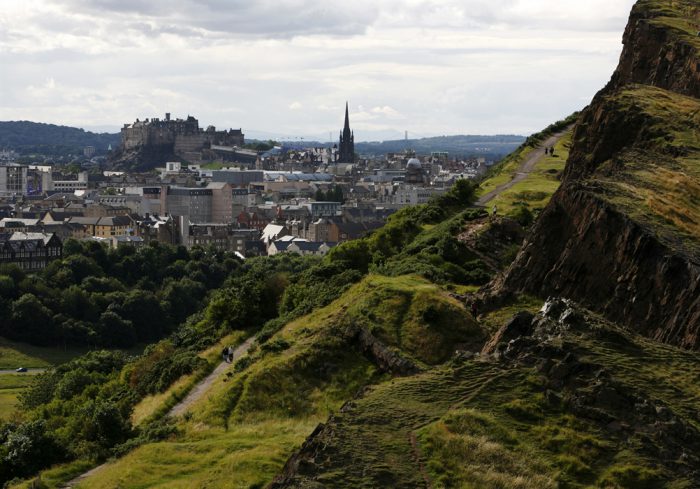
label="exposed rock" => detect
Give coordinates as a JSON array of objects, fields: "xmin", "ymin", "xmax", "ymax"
[
  {"xmin": 499, "ymin": 188, "xmax": 700, "ymax": 349},
  {"xmin": 607, "ymin": 1, "xmax": 700, "ymax": 98},
  {"xmin": 345, "ymin": 325, "xmax": 421, "ymax": 376},
  {"xmin": 481, "ymin": 311, "xmax": 534, "ymax": 356}
]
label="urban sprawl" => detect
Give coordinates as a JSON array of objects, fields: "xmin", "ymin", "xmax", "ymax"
[{"xmin": 0, "ymin": 105, "xmax": 493, "ymax": 270}]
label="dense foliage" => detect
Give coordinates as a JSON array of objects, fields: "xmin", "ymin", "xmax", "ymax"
[{"xmin": 0, "ymin": 240, "xmax": 240, "ymax": 348}]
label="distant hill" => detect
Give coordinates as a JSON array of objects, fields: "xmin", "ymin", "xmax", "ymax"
[
  {"xmin": 273, "ymin": 134, "xmax": 526, "ymax": 159},
  {"xmin": 0, "ymin": 121, "xmax": 121, "ymax": 157},
  {"xmin": 356, "ymin": 134, "xmax": 525, "ymax": 158}
]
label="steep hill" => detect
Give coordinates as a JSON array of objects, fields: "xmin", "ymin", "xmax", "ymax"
[
  {"xmin": 495, "ymin": 0, "xmax": 700, "ymax": 349},
  {"xmin": 0, "ymin": 121, "xmax": 119, "ymax": 156}
]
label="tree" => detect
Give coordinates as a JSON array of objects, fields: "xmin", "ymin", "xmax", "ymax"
[
  {"xmin": 8, "ymin": 294, "xmax": 55, "ymax": 344},
  {"xmin": 96, "ymin": 311, "xmax": 136, "ymax": 348}
]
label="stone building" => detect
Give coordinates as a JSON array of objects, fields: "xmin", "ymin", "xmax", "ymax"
[{"xmin": 120, "ymin": 113, "xmax": 244, "ymax": 160}]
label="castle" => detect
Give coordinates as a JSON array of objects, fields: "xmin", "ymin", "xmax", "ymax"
[{"xmin": 120, "ymin": 113, "xmax": 244, "ymax": 158}]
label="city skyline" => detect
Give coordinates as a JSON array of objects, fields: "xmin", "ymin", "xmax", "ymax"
[{"xmin": 1, "ymin": 0, "xmax": 636, "ymax": 140}]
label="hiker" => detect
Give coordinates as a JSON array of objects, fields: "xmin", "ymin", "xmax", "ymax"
[
  {"xmin": 228, "ymin": 347, "xmax": 234, "ymax": 363},
  {"xmin": 470, "ymin": 302, "xmax": 478, "ymax": 320},
  {"xmin": 222, "ymin": 346, "xmax": 229, "ymax": 362},
  {"xmin": 491, "ymin": 204, "xmax": 497, "ymax": 218}
]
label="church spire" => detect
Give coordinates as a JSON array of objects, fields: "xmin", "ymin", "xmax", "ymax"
[{"xmin": 337, "ymin": 101, "xmax": 355, "ymax": 163}]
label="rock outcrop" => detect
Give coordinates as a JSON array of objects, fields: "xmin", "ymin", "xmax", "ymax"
[
  {"xmin": 496, "ymin": 0, "xmax": 700, "ymax": 349},
  {"xmin": 606, "ymin": 0, "xmax": 700, "ymax": 98}
]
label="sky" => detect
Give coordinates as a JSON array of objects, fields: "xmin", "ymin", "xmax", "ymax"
[{"xmin": 0, "ymin": 0, "xmax": 637, "ymax": 141}]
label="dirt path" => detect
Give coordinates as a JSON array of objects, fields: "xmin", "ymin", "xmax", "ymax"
[
  {"xmin": 169, "ymin": 336, "xmax": 255, "ymax": 417},
  {"xmin": 63, "ymin": 336, "xmax": 256, "ymax": 488},
  {"xmin": 476, "ymin": 129, "xmax": 569, "ymax": 207}
]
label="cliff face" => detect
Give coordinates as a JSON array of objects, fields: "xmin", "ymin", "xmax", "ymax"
[
  {"xmin": 498, "ymin": 0, "xmax": 700, "ymax": 349},
  {"xmin": 501, "ymin": 187, "xmax": 700, "ymax": 348},
  {"xmin": 607, "ymin": 0, "xmax": 700, "ymax": 98}
]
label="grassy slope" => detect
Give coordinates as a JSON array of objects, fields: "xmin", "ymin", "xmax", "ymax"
[
  {"xmin": 130, "ymin": 332, "xmax": 246, "ymax": 426},
  {"xmin": 75, "ymin": 275, "xmax": 481, "ymax": 489},
  {"xmin": 476, "ymin": 146, "xmax": 536, "ymax": 198},
  {"xmin": 488, "ymin": 131, "xmax": 572, "ymax": 215},
  {"xmin": 591, "ymin": 85, "xmax": 700, "ymax": 256},
  {"xmin": 276, "ymin": 305, "xmax": 700, "ymax": 488}
]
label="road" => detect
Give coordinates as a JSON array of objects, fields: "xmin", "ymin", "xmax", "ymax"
[
  {"xmin": 0, "ymin": 368, "xmax": 47, "ymax": 374},
  {"xmin": 476, "ymin": 130, "xmax": 569, "ymax": 207}
]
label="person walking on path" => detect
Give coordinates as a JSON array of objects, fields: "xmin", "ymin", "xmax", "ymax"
[{"xmin": 470, "ymin": 301, "xmax": 478, "ymax": 320}]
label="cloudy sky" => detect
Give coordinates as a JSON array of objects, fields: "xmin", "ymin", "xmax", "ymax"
[{"xmin": 0, "ymin": 0, "xmax": 636, "ymax": 141}]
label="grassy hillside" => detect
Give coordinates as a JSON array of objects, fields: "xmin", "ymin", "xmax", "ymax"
[
  {"xmin": 590, "ymin": 85, "xmax": 700, "ymax": 256},
  {"xmin": 639, "ymin": 0, "xmax": 700, "ymax": 48},
  {"xmin": 269, "ymin": 300, "xmax": 700, "ymax": 489},
  {"xmin": 67, "ymin": 275, "xmax": 482, "ymax": 489},
  {"xmin": 476, "ymin": 113, "xmax": 578, "ymax": 200},
  {"xmin": 486, "ymin": 130, "xmax": 572, "ymax": 216}
]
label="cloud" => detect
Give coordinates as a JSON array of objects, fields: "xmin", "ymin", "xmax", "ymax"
[
  {"xmin": 0, "ymin": 0, "xmax": 637, "ymax": 138},
  {"xmin": 60, "ymin": 0, "xmax": 381, "ymax": 39}
]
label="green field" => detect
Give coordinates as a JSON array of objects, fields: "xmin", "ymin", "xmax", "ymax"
[
  {"xmin": 0, "ymin": 338, "xmax": 90, "ymax": 370},
  {"xmin": 0, "ymin": 373, "xmax": 40, "ymax": 419},
  {"xmin": 0, "ymin": 339, "xmax": 92, "ymax": 421}
]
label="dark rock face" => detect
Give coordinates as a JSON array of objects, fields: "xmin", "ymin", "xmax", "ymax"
[
  {"xmin": 496, "ymin": 0, "xmax": 700, "ymax": 349},
  {"xmin": 501, "ymin": 188, "xmax": 700, "ymax": 349},
  {"xmin": 607, "ymin": 2, "xmax": 700, "ymax": 99},
  {"xmin": 481, "ymin": 311, "xmax": 534, "ymax": 356}
]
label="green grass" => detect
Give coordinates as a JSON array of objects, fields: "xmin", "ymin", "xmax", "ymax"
[
  {"xmin": 477, "ymin": 146, "xmax": 536, "ymax": 198},
  {"xmin": 0, "ymin": 338, "xmax": 89, "ymax": 369},
  {"xmin": 262, "ymin": 305, "xmax": 697, "ymax": 488},
  {"xmin": 585, "ymin": 85, "xmax": 700, "ymax": 256},
  {"xmin": 638, "ymin": 0, "xmax": 700, "ymax": 49},
  {"xmin": 130, "ymin": 332, "xmax": 246, "ymax": 426},
  {"xmin": 75, "ymin": 420, "xmax": 316, "ymax": 489},
  {"xmin": 70, "ymin": 274, "xmax": 483, "ymax": 489},
  {"xmin": 488, "ymin": 130, "xmax": 572, "ymax": 216},
  {"xmin": 0, "ymin": 373, "xmax": 40, "ymax": 420}
]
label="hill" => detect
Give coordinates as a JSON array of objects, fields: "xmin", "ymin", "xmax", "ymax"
[
  {"xmin": 355, "ymin": 135, "xmax": 525, "ymax": 158},
  {"xmin": 0, "ymin": 121, "xmax": 120, "ymax": 157},
  {"xmin": 273, "ymin": 135, "xmax": 526, "ymax": 159}
]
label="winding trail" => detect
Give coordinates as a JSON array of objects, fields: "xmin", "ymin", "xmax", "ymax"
[
  {"xmin": 476, "ymin": 129, "xmax": 570, "ymax": 207},
  {"xmin": 63, "ymin": 336, "xmax": 256, "ymax": 488},
  {"xmin": 169, "ymin": 336, "xmax": 255, "ymax": 417}
]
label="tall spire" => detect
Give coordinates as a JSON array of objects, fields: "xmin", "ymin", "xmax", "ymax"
[
  {"xmin": 337, "ymin": 101, "xmax": 355, "ymax": 163},
  {"xmin": 344, "ymin": 101, "xmax": 350, "ymax": 132}
]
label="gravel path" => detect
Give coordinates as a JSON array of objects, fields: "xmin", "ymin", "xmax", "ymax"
[
  {"xmin": 169, "ymin": 336, "xmax": 255, "ymax": 417},
  {"xmin": 63, "ymin": 336, "xmax": 256, "ymax": 488},
  {"xmin": 476, "ymin": 129, "xmax": 570, "ymax": 207}
]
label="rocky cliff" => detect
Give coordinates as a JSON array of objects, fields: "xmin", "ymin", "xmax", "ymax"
[
  {"xmin": 607, "ymin": 0, "xmax": 700, "ymax": 98},
  {"xmin": 497, "ymin": 0, "xmax": 700, "ymax": 349}
]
